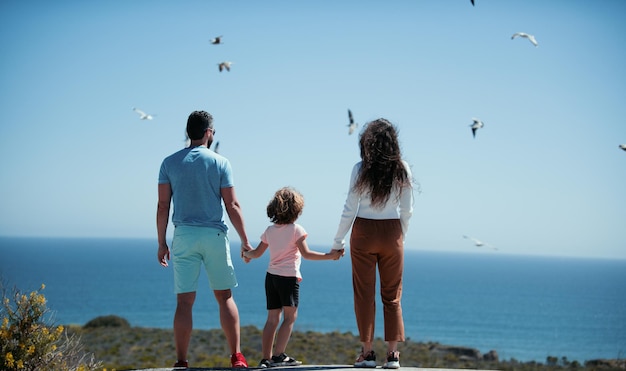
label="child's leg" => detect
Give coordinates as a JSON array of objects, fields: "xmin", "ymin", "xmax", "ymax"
[
  {"xmin": 274, "ymin": 306, "xmax": 298, "ymax": 354},
  {"xmin": 262, "ymin": 308, "xmax": 282, "ymax": 359}
]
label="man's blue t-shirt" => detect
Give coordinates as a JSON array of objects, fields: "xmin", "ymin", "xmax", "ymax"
[{"xmin": 158, "ymin": 146, "xmax": 233, "ymax": 233}]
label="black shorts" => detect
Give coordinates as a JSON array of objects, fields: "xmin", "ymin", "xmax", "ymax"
[{"xmin": 265, "ymin": 272, "xmax": 299, "ymax": 310}]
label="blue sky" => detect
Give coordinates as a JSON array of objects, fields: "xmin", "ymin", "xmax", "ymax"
[{"xmin": 1, "ymin": 0, "xmax": 624, "ymax": 259}]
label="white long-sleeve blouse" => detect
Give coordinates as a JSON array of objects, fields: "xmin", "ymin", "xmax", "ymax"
[{"xmin": 332, "ymin": 160, "xmax": 414, "ymax": 251}]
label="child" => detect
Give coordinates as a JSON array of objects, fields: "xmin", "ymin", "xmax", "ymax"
[{"xmin": 243, "ymin": 187, "xmax": 343, "ymax": 368}]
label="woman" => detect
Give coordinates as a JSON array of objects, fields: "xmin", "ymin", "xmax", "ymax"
[{"xmin": 332, "ymin": 118, "xmax": 414, "ymax": 369}]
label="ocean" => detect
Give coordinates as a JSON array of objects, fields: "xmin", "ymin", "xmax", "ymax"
[{"xmin": 1, "ymin": 236, "xmax": 624, "ymax": 363}]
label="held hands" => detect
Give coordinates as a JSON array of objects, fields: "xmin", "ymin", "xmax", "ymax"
[
  {"xmin": 241, "ymin": 242, "xmax": 253, "ymax": 264},
  {"xmin": 329, "ymin": 248, "xmax": 344, "ymax": 260},
  {"xmin": 242, "ymin": 250, "xmax": 253, "ymax": 262}
]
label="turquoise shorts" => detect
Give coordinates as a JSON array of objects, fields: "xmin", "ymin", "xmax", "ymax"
[{"xmin": 172, "ymin": 225, "xmax": 238, "ymax": 293}]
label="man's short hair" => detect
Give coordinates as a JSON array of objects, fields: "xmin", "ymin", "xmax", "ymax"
[{"xmin": 186, "ymin": 111, "xmax": 214, "ymax": 140}]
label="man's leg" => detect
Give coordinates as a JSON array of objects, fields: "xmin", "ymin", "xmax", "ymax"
[
  {"xmin": 174, "ymin": 291, "xmax": 196, "ymax": 363},
  {"xmin": 214, "ymin": 289, "xmax": 241, "ymax": 355}
]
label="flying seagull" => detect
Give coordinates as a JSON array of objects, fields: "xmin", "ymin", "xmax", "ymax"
[
  {"xmin": 210, "ymin": 35, "xmax": 223, "ymax": 45},
  {"xmin": 347, "ymin": 109, "xmax": 358, "ymax": 135},
  {"xmin": 470, "ymin": 118, "xmax": 484, "ymax": 138},
  {"xmin": 133, "ymin": 107, "xmax": 154, "ymax": 120},
  {"xmin": 218, "ymin": 61, "xmax": 232, "ymax": 72},
  {"xmin": 619, "ymin": 144, "xmax": 626, "ymax": 151},
  {"xmin": 511, "ymin": 32, "xmax": 538, "ymax": 47},
  {"xmin": 463, "ymin": 235, "xmax": 497, "ymax": 250}
]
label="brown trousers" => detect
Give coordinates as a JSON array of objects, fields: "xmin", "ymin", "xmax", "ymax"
[{"xmin": 350, "ymin": 217, "xmax": 405, "ymax": 343}]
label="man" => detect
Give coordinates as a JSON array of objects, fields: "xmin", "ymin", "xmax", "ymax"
[{"xmin": 157, "ymin": 110, "xmax": 252, "ymax": 369}]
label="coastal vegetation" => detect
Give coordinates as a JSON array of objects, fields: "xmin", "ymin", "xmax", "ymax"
[
  {"xmin": 67, "ymin": 320, "xmax": 624, "ymax": 370},
  {"xmin": 1, "ymin": 284, "xmax": 623, "ymax": 371},
  {"xmin": 0, "ymin": 283, "xmax": 100, "ymax": 371}
]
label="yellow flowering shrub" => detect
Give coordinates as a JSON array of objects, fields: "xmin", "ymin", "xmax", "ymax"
[{"xmin": 1, "ymin": 283, "xmax": 101, "ymax": 371}]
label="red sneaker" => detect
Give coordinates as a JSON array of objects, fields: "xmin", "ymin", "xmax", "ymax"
[
  {"xmin": 173, "ymin": 360, "xmax": 188, "ymax": 368},
  {"xmin": 231, "ymin": 352, "xmax": 248, "ymax": 368}
]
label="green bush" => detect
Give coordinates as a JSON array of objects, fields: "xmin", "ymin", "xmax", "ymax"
[
  {"xmin": 83, "ymin": 315, "xmax": 130, "ymax": 329},
  {"xmin": 0, "ymin": 283, "xmax": 101, "ymax": 371}
]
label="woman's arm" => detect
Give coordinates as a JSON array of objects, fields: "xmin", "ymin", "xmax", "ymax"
[{"xmin": 332, "ymin": 163, "xmax": 361, "ymax": 250}]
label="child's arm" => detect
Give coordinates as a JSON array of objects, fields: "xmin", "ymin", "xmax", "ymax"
[
  {"xmin": 243, "ymin": 241, "xmax": 269, "ymax": 260},
  {"xmin": 297, "ymin": 236, "xmax": 343, "ymax": 261}
]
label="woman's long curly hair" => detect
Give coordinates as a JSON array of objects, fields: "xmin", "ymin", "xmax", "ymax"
[
  {"xmin": 267, "ymin": 187, "xmax": 305, "ymax": 224},
  {"xmin": 354, "ymin": 118, "xmax": 411, "ymax": 208}
]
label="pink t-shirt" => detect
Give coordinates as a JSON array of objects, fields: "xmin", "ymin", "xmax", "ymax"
[{"xmin": 261, "ymin": 223, "xmax": 307, "ymax": 281}]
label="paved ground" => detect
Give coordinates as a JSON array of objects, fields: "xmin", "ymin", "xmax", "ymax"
[{"xmin": 129, "ymin": 365, "xmax": 498, "ymax": 371}]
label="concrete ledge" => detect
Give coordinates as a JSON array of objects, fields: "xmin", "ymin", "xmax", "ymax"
[{"xmin": 128, "ymin": 365, "xmax": 498, "ymax": 371}]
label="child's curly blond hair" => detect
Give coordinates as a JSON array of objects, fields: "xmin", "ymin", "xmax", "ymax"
[{"xmin": 266, "ymin": 187, "xmax": 304, "ymax": 225}]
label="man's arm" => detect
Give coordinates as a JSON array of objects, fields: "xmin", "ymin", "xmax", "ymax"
[
  {"xmin": 221, "ymin": 186, "xmax": 252, "ymax": 255},
  {"xmin": 156, "ymin": 183, "xmax": 172, "ymax": 267}
]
